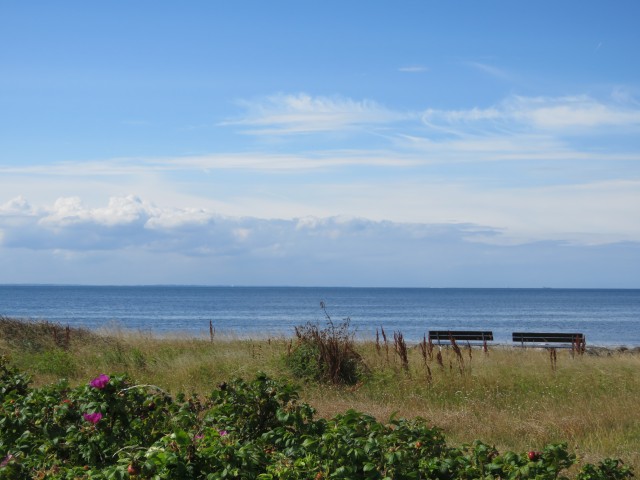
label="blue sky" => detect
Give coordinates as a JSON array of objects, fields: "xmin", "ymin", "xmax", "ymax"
[{"xmin": 1, "ymin": 1, "xmax": 639, "ymax": 287}]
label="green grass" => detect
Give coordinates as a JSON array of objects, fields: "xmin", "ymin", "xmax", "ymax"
[{"xmin": 1, "ymin": 316, "xmax": 639, "ymax": 472}]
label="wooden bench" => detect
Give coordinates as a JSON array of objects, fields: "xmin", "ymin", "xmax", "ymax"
[
  {"xmin": 512, "ymin": 332, "xmax": 585, "ymax": 350},
  {"xmin": 428, "ymin": 330, "xmax": 493, "ymax": 346}
]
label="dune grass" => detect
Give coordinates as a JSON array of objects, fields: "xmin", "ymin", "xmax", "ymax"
[{"xmin": 1, "ymin": 316, "xmax": 638, "ymax": 472}]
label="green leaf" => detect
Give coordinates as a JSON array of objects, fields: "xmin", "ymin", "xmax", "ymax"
[
  {"xmin": 302, "ymin": 438, "xmax": 318, "ymax": 448},
  {"xmin": 173, "ymin": 429, "xmax": 191, "ymax": 446},
  {"xmin": 363, "ymin": 462, "xmax": 376, "ymax": 472}
]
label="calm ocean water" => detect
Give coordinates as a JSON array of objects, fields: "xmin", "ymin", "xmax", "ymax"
[{"xmin": 1, "ymin": 286, "xmax": 639, "ymax": 347}]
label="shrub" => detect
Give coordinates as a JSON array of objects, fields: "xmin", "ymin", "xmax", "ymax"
[
  {"xmin": 576, "ymin": 458, "xmax": 635, "ymax": 480},
  {"xmin": 0, "ymin": 358, "xmax": 635, "ymax": 479},
  {"xmin": 204, "ymin": 373, "xmax": 318, "ymax": 441},
  {"xmin": 287, "ymin": 303, "xmax": 368, "ymax": 385}
]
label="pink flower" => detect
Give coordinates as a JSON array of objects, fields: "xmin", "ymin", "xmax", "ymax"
[
  {"xmin": 0, "ymin": 454, "xmax": 14, "ymax": 467},
  {"xmin": 83, "ymin": 412, "xmax": 103, "ymax": 424},
  {"xmin": 89, "ymin": 374, "xmax": 110, "ymax": 389},
  {"xmin": 219, "ymin": 430, "xmax": 228, "ymax": 436}
]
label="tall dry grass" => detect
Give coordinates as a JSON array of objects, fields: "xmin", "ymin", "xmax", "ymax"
[{"xmin": 1, "ymin": 316, "xmax": 638, "ymax": 471}]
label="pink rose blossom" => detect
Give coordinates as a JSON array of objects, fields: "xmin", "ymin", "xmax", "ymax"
[
  {"xmin": 83, "ymin": 412, "xmax": 103, "ymax": 424},
  {"xmin": 89, "ymin": 374, "xmax": 110, "ymax": 389}
]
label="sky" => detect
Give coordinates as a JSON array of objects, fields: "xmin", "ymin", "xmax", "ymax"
[{"xmin": 1, "ymin": 1, "xmax": 639, "ymax": 287}]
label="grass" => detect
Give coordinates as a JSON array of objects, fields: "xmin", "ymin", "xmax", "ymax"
[{"xmin": 1, "ymin": 315, "xmax": 639, "ymax": 472}]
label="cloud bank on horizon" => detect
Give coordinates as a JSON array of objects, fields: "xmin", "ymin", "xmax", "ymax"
[{"xmin": 1, "ymin": 2, "xmax": 639, "ymax": 287}]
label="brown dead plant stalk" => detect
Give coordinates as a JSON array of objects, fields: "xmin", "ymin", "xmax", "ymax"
[
  {"xmin": 549, "ymin": 347, "xmax": 558, "ymax": 372},
  {"xmin": 209, "ymin": 320, "xmax": 215, "ymax": 343},
  {"xmin": 393, "ymin": 331, "xmax": 409, "ymax": 372},
  {"xmin": 289, "ymin": 302, "xmax": 368, "ymax": 385},
  {"xmin": 418, "ymin": 335, "xmax": 434, "ymax": 384},
  {"xmin": 436, "ymin": 349, "xmax": 444, "ymax": 369},
  {"xmin": 380, "ymin": 326, "xmax": 390, "ymax": 365},
  {"xmin": 449, "ymin": 334, "xmax": 466, "ymax": 374}
]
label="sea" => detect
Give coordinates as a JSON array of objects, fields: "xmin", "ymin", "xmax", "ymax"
[{"xmin": 1, "ymin": 286, "xmax": 639, "ymax": 347}]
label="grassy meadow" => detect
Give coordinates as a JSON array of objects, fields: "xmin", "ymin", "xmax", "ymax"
[{"xmin": 1, "ymin": 316, "xmax": 639, "ymax": 473}]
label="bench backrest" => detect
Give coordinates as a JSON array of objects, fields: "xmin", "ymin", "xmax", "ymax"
[
  {"xmin": 429, "ymin": 330, "xmax": 493, "ymax": 342},
  {"xmin": 512, "ymin": 332, "xmax": 584, "ymax": 344}
]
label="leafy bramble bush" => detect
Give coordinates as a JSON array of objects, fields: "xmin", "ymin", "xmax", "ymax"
[
  {"xmin": 576, "ymin": 458, "xmax": 635, "ymax": 480},
  {"xmin": 0, "ymin": 357, "xmax": 634, "ymax": 479}
]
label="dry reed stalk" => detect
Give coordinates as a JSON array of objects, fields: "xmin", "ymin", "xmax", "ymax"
[
  {"xmin": 449, "ymin": 335, "xmax": 465, "ymax": 374},
  {"xmin": 418, "ymin": 335, "xmax": 433, "ymax": 383},
  {"xmin": 209, "ymin": 320, "xmax": 215, "ymax": 343},
  {"xmin": 393, "ymin": 331, "xmax": 409, "ymax": 372},
  {"xmin": 380, "ymin": 326, "xmax": 389, "ymax": 364},
  {"xmin": 46, "ymin": 321, "xmax": 73, "ymax": 350},
  {"xmin": 419, "ymin": 334, "xmax": 428, "ymax": 365},
  {"xmin": 436, "ymin": 349, "xmax": 444, "ymax": 368},
  {"xmin": 375, "ymin": 329, "xmax": 381, "ymax": 355},
  {"xmin": 549, "ymin": 348, "xmax": 557, "ymax": 371},
  {"xmin": 425, "ymin": 363, "xmax": 432, "ymax": 385}
]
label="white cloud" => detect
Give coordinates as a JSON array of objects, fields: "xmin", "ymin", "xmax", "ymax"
[
  {"xmin": 1, "ymin": 94, "xmax": 637, "ymax": 181},
  {"xmin": 1, "ymin": 91, "xmax": 638, "ymax": 256},
  {"xmin": 398, "ymin": 65, "xmax": 428, "ymax": 73},
  {"xmin": 1, "ymin": 180, "xmax": 638, "ymax": 258},
  {"xmin": 0, "ymin": 194, "xmax": 638, "ymax": 287},
  {"xmin": 1, "ymin": 196, "xmax": 500, "ymax": 255},
  {"xmin": 422, "ymin": 94, "xmax": 640, "ymax": 134},
  {"xmin": 38, "ymin": 195, "xmax": 154, "ymax": 227},
  {"xmin": 222, "ymin": 93, "xmax": 411, "ymax": 135},
  {"xmin": 1, "ymin": 196, "xmax": 35, "ymax": 215},
  {"xmin": 1, "ymin": 197, "xmax": 637, "ymax": 287}
]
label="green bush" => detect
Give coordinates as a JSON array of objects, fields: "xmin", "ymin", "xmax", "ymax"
[
  {"xmin": 285, "ymin": 341, "xmax": 322, "ymax": 380},
  {"xmin": 0, "ymin": 357, "xmax": 634, "ymax": 479}
]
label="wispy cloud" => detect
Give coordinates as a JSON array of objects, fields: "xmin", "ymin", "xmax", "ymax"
[
  {"xmin": 421, "ymin": 94, "xmax": 640, "ymax": 134},
  {"xmin": 465, "ymin": 61, "xmax": 511, "ymax": 80},
  {"xmin": 221, "ymin": 93, "xmax": 412, "ymax": 135},
  {"xmin": 0, "ymin": 93, "xmax": 637, "ymax": 182},
  {"xmin": 513, "ymin": 95, "xmax": 640, "ymax": 130},
  {"xmin": 221, "ymin": 91, "xmax": 640, "ymax": 146},
  {"xmin": 398, "ymin": 65, "xmax": 428, "ymax": 73}
]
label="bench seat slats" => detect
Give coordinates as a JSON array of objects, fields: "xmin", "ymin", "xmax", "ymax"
[
  {"xmin": 429, "ymin": 330, "xmax": 493, "ymax": 342},
  {"xmin": 512, "ymin": 332, "xmax": 584, "ymax": 343}
]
